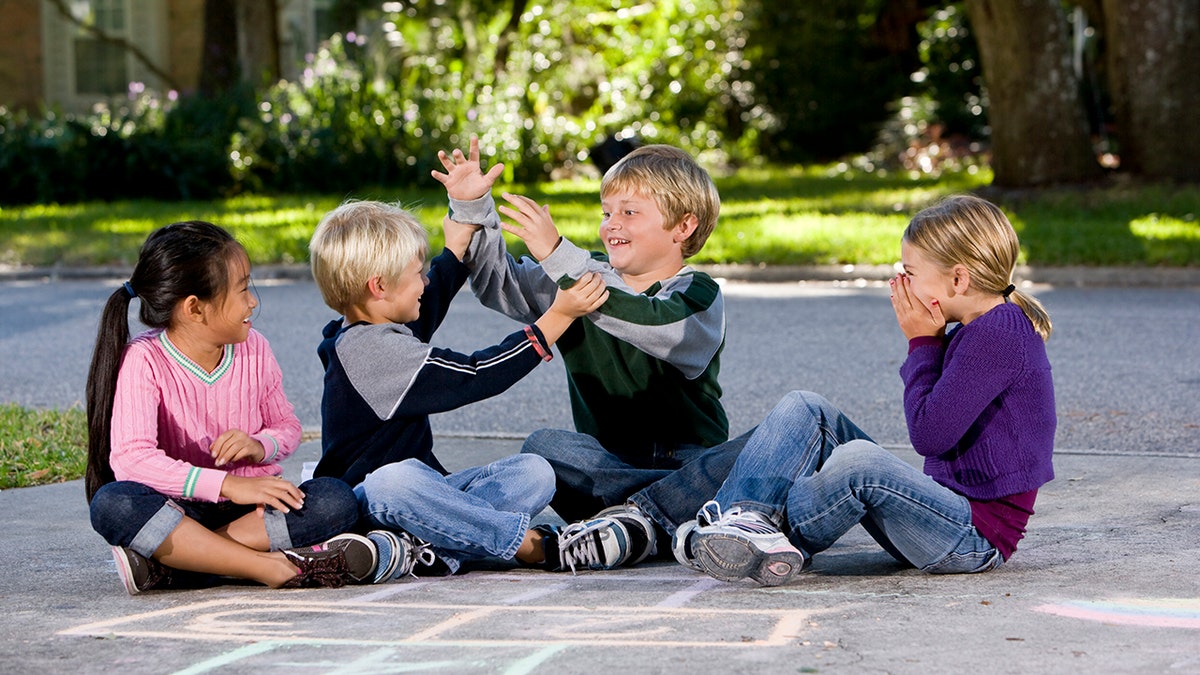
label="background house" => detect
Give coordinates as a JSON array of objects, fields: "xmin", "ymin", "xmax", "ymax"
[{"xmin": 0, "ymin": 0, "xmax": 329, "ymax": 113}]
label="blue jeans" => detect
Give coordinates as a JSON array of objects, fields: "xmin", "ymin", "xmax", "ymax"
[
  {"xmin": 356, "ymin": 454, "xmax": 555, "ymax": 574},
  {"xmin": 521, "ymin": 427, "xmax": 751, "ymax": 536},
  {"xmin": 89, "ymin": 477, "xmax": 360, "ymax": 558},
  {"xmin": 714, "ymin": 391, "xmax": 1003, "ymax": 574}
]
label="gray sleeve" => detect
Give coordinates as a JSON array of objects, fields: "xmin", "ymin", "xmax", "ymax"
[{"xmin": 451, "ymin": 193, "xmax": 557, "ymax": 324}]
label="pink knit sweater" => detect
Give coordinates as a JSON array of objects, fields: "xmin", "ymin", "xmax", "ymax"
[{"xmin": 109, "ymin": 329, "xmax": 302, "ymax": 502}]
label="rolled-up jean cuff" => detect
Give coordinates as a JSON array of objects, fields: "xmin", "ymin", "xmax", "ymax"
[
  {"xmin": 129, "ymin": 500, "xmax": 185, "ymax": 558},
  {"xmin": 264, "ymin": 507, "xmax": 293, "ymax": 551}
]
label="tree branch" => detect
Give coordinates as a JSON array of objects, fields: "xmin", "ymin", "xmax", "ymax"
[{"xmin": 45, "ymin": 0, "xmax": 181, "ymax": 92}]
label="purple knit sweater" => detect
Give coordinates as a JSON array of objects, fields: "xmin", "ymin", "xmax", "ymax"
[{"xmin": 901, "ymin": 302, "xmax": 1056, "ymax": 501}]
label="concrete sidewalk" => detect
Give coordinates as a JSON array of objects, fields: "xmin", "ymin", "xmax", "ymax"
[
  {"xmin": 1, "ymin": 437, "xmax": 1198, "ymax": 674},
  {"xmin": 1, "ymin": 277, "xmax": 1197, "ymax": 673}
]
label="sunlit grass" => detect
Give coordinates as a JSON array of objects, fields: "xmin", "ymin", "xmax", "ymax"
[
  {"xmin": 0, "ymin": 404, "xmax": 86, "ymax": 490},
  {"xmin": 1, "ymin": 167, "xmax": 1197, "ymax": 269}
]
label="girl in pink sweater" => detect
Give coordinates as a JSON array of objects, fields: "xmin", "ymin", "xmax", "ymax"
[{"xmin": 86, "ymin": 221, "xmax": 377, "ymax": 594}]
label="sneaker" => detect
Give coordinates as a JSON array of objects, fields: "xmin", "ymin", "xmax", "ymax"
[
  {"xmin": 366, "ymin": 530, "xmax": 438, "ymax": 583},
  {"xmin": 689, "ymin": 501, "xmax": 807, "ymax": 587},
  {"xmin": 281, "ymin": 533, "xmax": 378, "ymax": 588},
  {"xmin": 593, "ymin": 503, "xmax": 657, "ymax": 565},
  {"xmin": 671, "ymin": 501, "xmax": 722, "ymax": 572},
  {"xmin": 111, "ymin": 546, "xmax": 171, "ymax": 595},
  {"xmin": 671, "ymin": 519, "xmax": 704, "ymax": 572},
  {"xmin": 555, "ymin": 517, "xmax": 632, "ymax": 573}
]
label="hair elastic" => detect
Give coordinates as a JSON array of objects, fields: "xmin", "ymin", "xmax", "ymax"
[
  {"xmin": 123, "ymin": 281, "xmax": 137, "ymax": 299},
  {"xmin": 1002, "ymin": 284, "xmax": 1016, "ymax": 298}
]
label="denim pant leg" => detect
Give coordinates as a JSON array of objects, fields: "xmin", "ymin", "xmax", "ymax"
[
  {"xmin": 628, "ymin": 432, "xmax": 748, "ymax": 536},
  {"xmin": 713, "ymin": 391, "xmax": 873, "ymax": 523},
  {"xmin": 786, "ymin": 440, "xmax": 1002, "ymax": 574},
  {"xmin": 356, "ymin": 456, "xmax": 554, "ymax": 573},
  {"xmin": 90, "ymin": 481, "xmax": 185, "ymax": 558},
  {"xmin": 272, "ymin": 477, "xmax": 361, "ymax": 550},
  {"xmin": 522, "ymin": 428, "xmax": 672, "ymax": 523}
]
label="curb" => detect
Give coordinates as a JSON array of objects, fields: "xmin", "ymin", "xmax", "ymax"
[{"xmin": 2, "ymin": 263, "xmax": 1198, "ymax": 288}]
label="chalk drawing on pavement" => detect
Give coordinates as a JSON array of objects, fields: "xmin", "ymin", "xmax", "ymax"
[{"xmin": 1033, "ymin": 598, "xmax": 1200, "ymax": 629}]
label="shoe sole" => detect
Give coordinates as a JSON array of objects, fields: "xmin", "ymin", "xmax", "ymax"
[
  {"xmin": 110, "ymin": 546, "xmax": 141, "ymax": 595},
  {"xmin": 692, "ymin": 534, "xmax": 805, "ymax": 586}
]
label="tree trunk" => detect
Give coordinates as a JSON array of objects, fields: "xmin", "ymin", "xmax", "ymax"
[
  {"xmin": 964, "ymin": 0, "xmax": 1101, "ymax": 186},
  {"xmin": 236, "ymin": 0, "xmax": 280, "ymax": 86},
  {"xmin": 1100, "ymin": 0, "xmax": 1200, "ymax": 181},
  {"xmin": 199, "ymin": 0, "xmax": 238, "ymax": 97}
]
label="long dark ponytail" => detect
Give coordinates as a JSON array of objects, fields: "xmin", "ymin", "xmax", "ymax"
[{"xmin": 85, "ymin": 222, "xmax": 242, "ymax": 502}]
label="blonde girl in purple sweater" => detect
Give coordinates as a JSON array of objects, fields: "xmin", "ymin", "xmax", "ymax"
[
  {"xmin": 673, "ymin": 195, "xmax": 1055, "ymax": 585},
  {"xmin": 86, "ymin": 222, "xmax": 377, "ymax": 594}
]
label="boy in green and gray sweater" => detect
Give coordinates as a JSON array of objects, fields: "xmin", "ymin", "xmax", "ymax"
[{"xmin": 433, "ymin": 137, "xmax": 747, "ymax": 572}]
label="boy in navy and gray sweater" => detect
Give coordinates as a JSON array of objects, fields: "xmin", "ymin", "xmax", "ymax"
[{"xmin": 309, "ymin": 200, "xmax": 607, "ymax": 579}]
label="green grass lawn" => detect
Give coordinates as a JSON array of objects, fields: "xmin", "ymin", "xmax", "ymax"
[
  {"xmin": 3, "ymin": 166, "xmax": 1198, "ymax": 270},
  {"xmin": 1, "ymin": 166, "xmax": 1198, "ymax": 489}
]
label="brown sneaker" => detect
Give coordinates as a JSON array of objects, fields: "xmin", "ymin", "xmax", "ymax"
[
  {"xmin": 111, "ymin": 546, "xmax": 172, "ymax": 595},
  {"xmin": 281, "ymin": 533, "xmax": 378, "ymax": 588}
]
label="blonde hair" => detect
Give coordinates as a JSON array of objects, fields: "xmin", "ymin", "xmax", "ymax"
[
  {"xmin": 904, "ymin": 195, "xmax": 1052, "ymax": 341},
  {"xmin": 600, "ymin": 145, "xmax": 720, "ymax": 258},
  {"xmin": 309, "ymin": 200, "xmax": 429, "ymax": 314}
]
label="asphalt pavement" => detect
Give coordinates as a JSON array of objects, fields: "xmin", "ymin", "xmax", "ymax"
[{"xmin": 0, "ymin": 270, "xmax": 1197, "ymax": 674}]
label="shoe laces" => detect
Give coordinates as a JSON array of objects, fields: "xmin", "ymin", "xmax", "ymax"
[
  {"xmin": 396, "ymin": 533, "xmax": 438, "ymax": 579},
  {"xmin": 557, "ymin": 519, "xmax": 613, "ymax": 574},
  {"xmin": 284, "ymin": 547, "xmax": 350, "ymax": 588},
  {"xmin": 700, "ymin": 500, "xmax": 779, "ymax": 535}
]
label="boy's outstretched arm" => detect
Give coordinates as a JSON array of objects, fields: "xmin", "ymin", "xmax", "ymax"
[
  {"xmin": 431, "ymin": 134, "xmax": 504, "ymax": 201},
  {"xmin": 532, "ymin": 272, "xmax": 608, "ymax": 346}
]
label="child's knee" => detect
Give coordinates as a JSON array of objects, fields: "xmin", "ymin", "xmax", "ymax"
[
  {"xmin": 299, "ymin": 476, "xmax": 359, "ymax": 527},
  {"xmin": 521, "ymin": 428, "xmax": 574, "ymax": 458}
]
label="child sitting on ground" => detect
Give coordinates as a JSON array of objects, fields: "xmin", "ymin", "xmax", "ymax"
[
  {"xmin": 675, "ymin": 195, "xmax": 1056, "ymax": 585},
  {"xmin": 433, "ymin": 137, "xmax": 746, "ymax": 572},
  {"xmin": 86, "ymin": 221, "xmax": 376, "ymax": 594},
  {"xmin": 308, "ymin": 200, "xmax": 607, "ymax": 579}
]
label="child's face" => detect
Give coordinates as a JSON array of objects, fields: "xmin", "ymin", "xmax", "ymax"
[
  {"xmin": 599, "ymin": 190, "xmax": 683, "ymax": 278},
  {"xmin": 382, "ymin": 254, "xmax": 428, "ymax": 324},
  {"xmin": 209, "ymin": 251, "xmax": 258, "ymax": 345},
  {"xmin": 899, "ymin": 240, "xmax": 955, "ymax": 311}
]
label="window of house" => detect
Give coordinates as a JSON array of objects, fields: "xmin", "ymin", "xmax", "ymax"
[
  {"xmin": 70, "ymin": 0, "xmax": 129, "ymax": 96},
  {"xmin": 41, "ymin": 0, "xmax": 165, "ymax": 110}
]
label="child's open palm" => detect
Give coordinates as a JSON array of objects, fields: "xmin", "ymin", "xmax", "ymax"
[{"xmin": 431, "ymin": 134, "xmax": 504, "ymax": 201}]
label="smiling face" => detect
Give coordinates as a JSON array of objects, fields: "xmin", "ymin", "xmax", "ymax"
[
  {"xmin": 209, "ymin": 250, "xmax": 258, "ymax": 344},
  {"xmin": 599, "ymin": 190, "xmax": 690, "ymax": 285},
  {"xmin": 380, "ymin": 254, "xmax": 428, "ymax": 324}
]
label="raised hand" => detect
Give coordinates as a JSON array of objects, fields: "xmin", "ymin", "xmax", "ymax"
[
  {"xmin": 498, "ymin": 192, "xmax": 562, "ymax": 261},
  {"xmin": 431, "ymin": 134, "xmax": 505, "ymax": 201}
]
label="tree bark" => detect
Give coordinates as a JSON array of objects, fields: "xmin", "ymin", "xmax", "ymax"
[
  {"xmin": 964, "ymin": 0, "xmax": 1101, "ymax": 186},
  {"xmin": 199, "ymin": 0, "xmax": 239, "ymax": 97},
  {"xmin": 1100, "ymin": 0, "xmax": 1200, "ymax": 181},
  {"xmin": 236, "ymin": 0, "xmax": 280, "ymax": 86}
]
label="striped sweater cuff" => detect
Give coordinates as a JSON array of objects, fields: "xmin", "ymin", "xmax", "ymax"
[{"xmin": 524, "ymin": 324, "xmax": 553, "ymax": 361}]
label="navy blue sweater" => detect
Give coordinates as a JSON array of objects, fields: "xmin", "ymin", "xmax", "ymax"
[{"xmin": 314, "ymin": 250, "xmax": 552, "ymax": 487}]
